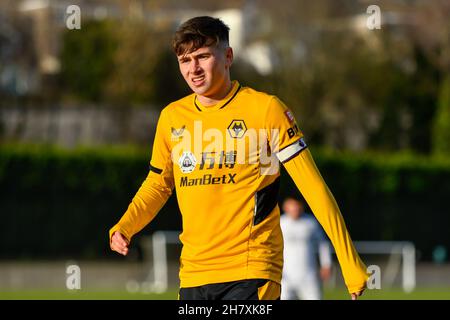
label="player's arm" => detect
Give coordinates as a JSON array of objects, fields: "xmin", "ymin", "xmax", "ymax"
[
  {"xmin": 318, "ymin": 241, "xmax": 332, "ymax": 282},
  {"xmin": 282, "ymin": 152, "xmax": 367, "ymax": 293},
  {"xmin": 109, "ymin": 109, "xmax": 174, "ymax": 254},
  {"xmin": 265, "ymin": 97, "xmax": 368, "ymax": 297},
  {"xmin": 283, "ymin": 153, "xmax": 367, "ymax": 297}
]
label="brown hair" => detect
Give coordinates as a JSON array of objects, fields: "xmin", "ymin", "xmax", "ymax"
[{"xmin": 172, "ymin": 16, "xmax": 230, "ymax": 56}]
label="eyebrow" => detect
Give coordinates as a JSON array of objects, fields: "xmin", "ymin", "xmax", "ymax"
[{"xmin": 178, "ymin": 51, "xmax": 212, "ymax": 61}]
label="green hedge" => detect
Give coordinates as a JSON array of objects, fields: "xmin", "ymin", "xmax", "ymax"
[
  {"xmin": 282, "ymin": 149, "xmax": 450, "ymax": 261},
  {"xmin": 1, "ymin": 145, "xmax": 449, "ymax": 261},
  {"xmin": 0, "ymin": 145, "xmax": 182, "ymax": 260}
]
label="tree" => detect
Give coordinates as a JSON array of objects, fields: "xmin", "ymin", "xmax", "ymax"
[
  {"xmin": 60, "ymin": 20, "xmax": 117, "ymax": 102},
  {"xmin": 103, "ymin": 19, "xmax": 165, "ymax": 106},
  {"xmin": 432, "ymin": 75, "xmax": 450, "ymax": 155},
  {"xmin": 408, "ymin": 0, "xmax": 450, "ymax": 154}
]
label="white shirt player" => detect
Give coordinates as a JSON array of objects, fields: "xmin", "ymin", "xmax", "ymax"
[{"xmin": 280, "ymin": 198, "xmax": 332, "ymax": 300}]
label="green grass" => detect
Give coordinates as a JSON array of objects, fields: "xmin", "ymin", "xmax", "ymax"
[
  {"xmin": 0, "ymin": 290, "xmax": 177, "ymax": 300},
  {"xmin": 324, "ymin": 287, "xmax": 450, "ymax": 300},
  {"xmin": 1, "ymin": 288, "xmax": 449, "ymax": 300}
]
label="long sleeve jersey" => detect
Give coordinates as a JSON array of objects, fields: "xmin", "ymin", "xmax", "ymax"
[{"xmin": 109, "ymin": 81, "xmax": 368, "ymax": 293}]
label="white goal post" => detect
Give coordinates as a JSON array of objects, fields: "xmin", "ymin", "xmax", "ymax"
[
  {"xmin": 136, "ymin": 231, "xmax": 416, "ymax": 294},
  {"xmin": 351, "ymin": 241, "xmax": 416, "ymax": 293}
]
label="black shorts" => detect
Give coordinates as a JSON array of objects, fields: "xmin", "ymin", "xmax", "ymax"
[{"xmin": 179, "ymin": 279, "xmax": 281, "ymax": 300}]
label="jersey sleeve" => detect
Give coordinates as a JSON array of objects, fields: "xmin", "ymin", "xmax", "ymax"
[
  {"xmin": 109, "ymin": 109, "xmax": 174, "ymax": 243},
  {"xmin": 283, "ymin": 149, "xmax": 368, "ymax": 293},
  {"xmin": 265, "ymin": 96, "xmax": 368, "ymax": 293},
  {"xmin": 265, "ymin": 96, "xmax": 307, "ymax": 163}
]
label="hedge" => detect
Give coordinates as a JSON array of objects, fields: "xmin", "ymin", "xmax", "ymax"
[{"xmin": 1, "ymin": 145, "xmax": 449, "ymax": 261}]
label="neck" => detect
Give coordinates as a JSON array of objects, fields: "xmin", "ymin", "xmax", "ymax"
[{"xmin": 197, "ymin": 80, "xmax": 233, "ymax": 106}]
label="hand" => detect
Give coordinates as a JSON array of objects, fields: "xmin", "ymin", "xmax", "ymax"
[
  {"xmin": 110, "ymin": 231, "xmax": 130, "ymax": 256},
  {"xmin": 319, "ymin": 267, "xmax": 332, "ymax": 282},
  {"xmin": 351, "ymin": 290, "xmax": 364, "ymax": 300}
]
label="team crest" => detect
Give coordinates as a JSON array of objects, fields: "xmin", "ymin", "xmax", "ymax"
[
  {"xmin": 178, "ymin": 151, "xmax": 197, "ymax": 174},
  {"xmin": 227, "ymin": 120, "xmax": 247, "ymax": 139}
]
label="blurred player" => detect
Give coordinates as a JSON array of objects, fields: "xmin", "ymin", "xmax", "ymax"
[
  {"xmin": 109, "ymin": 16, "xmax": 367, "ymax": 300},
  {"xmin": 280, "ymin": 197, "xmax": 332, "ymax": 300}
]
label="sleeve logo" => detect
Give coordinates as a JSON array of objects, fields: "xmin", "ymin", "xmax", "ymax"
[
  {"xmin": 284, "ymin": 110, "xmax": 295, "ymax": 123},
  {"xmin": 298, "ymin": 137, "xmax": 307, "ymax": 149}
]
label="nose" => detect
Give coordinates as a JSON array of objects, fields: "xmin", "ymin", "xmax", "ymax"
[{"xmin": 189, "ymin": 59, "xmax": 201, "ymax": 74}]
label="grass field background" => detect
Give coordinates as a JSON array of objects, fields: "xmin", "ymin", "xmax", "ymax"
[{"xmin": 1, "ymin": 287, "xmax": 450, "ymax": 300}]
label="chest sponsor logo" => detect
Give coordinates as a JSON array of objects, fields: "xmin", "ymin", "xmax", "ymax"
[
  {"xmin": 178, "ymin": 151, "xmax": 197, "ymax": 174},
  {"xmin": 180, "ymin": 173, "xmax": 236, "ymax": 187},
  {"xmin": 171, "ymin": 120, "xmax": 282, "ymax": 176}
]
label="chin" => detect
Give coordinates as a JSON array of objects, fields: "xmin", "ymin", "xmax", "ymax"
[{"xmin": 191, "ymin": 86, "xmax": 210, "ymax": 96}]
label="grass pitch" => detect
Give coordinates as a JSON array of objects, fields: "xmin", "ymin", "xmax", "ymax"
[{"xmin": 1, "ymin": 287, "xmax": 449, "ymax": 300}]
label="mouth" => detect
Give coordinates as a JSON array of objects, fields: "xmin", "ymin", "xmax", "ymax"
[{"xmin": 191, "ymin": 75, "xmax": 205, "ymax": 86}]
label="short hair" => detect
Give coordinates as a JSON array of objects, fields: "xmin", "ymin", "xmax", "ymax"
[
  {"xmin": 283, "ymin": 196, "xmax": 305, "ymax": 207},
  {"xmin": 172, "ymin": 16, "xmax": 230, "ymax": 56}
]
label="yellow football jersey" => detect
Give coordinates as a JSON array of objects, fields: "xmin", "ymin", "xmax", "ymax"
[{"xmin": 110, "ymin": 81, "xmax": 368, "ymax": 293}]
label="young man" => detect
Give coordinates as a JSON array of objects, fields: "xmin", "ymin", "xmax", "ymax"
[
  {"xmin": 109, "ymin": 16, "xmax": 368, "ymax": 300},
  {"xmin": 280, "ymin": 197, "xmax": 332, "ymax": 300}
]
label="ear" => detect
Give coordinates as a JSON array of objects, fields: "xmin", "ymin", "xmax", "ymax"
[{"xmin": 225, "ymin": 47, "xmax": 234, "ymax": 68}]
